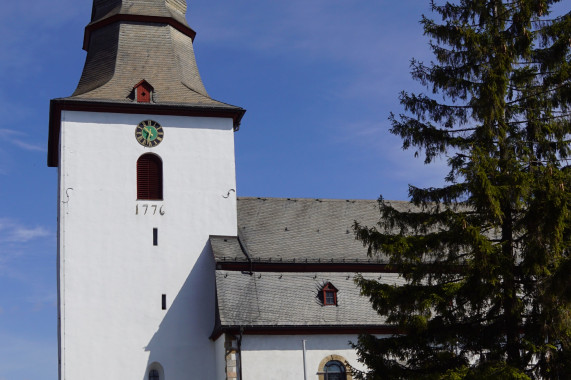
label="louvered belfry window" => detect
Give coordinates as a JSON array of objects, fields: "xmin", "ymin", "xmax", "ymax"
[{"xmin": 137, "ymin": 154, "xmax": 163, "ymax": 200}]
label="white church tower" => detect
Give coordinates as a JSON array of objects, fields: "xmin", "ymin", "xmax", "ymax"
[{"xmin": 47, "ymin": 1, "xmax": 245, "ymax": 378}]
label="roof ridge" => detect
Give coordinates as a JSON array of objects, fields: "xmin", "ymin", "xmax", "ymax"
[{"xmin": 236, "ymin": 196, "xmax": 409, "ymax": 203}]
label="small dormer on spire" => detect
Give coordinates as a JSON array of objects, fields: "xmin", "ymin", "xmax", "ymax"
[{"xmin": 134, "ymin": 80, "xmax": 154, "ymax": 103}]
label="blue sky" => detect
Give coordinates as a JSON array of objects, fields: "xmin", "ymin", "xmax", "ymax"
[{"xmin": 0, "ymin": 0, "xmax": 446, "ymax": 378}]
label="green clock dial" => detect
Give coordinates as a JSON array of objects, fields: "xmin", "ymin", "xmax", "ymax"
[{"xmin": 136, "ymin": 120, "xmax": 164, "ymax": 147}]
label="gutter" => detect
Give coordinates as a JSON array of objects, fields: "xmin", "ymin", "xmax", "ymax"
[{"xmin": 210, "ymin": 324, "xmax": 398, "ymax": 341}]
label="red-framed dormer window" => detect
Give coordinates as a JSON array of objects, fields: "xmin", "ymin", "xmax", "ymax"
[
  {"xmin": 322, "ymin": 282, "xmax": 338, "ymax": 306},
  {"xmin": 134, "ymin": 80, "xmax": 154, "ymax": 103}
]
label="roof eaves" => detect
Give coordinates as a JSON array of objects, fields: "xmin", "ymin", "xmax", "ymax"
[{"xmin": 210, "ymin": 324, "xmax": 397, "ymax": 341}]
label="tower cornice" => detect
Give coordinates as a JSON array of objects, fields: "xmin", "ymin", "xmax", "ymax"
[
  {"xmin": 47, "ymin": 98, "xmax": 245, "ymax": 167},
  {"xmin": 83, "ymin": 13, "xmax": 196, "ymax": 51}
]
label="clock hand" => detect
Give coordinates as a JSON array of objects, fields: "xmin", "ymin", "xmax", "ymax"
[{"xmin": 142, "ymin": 127, "xmax": 151, "ymax": 142}]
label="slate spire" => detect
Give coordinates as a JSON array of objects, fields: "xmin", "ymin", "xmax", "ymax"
[{"xmin": 72, "ymin": 0, "xmax": 236, "ymax": 108}]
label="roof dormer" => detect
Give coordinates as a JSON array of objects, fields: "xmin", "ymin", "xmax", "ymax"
[
  {"xmin": 134, "ymin": 80, "xmax": 154, "ymax": 103},
  {"xmin": 320, "ymin": 282, "xmax": 338, "ymax": 306}
]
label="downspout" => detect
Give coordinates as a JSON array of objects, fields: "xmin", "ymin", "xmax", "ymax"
[
  {"xmin": 302, "ymin": 339, "xmax": 308, "ymax": 380},
  {"xmin": 238, "ymin": 327, "xmax": 244, "ymax": 380}
]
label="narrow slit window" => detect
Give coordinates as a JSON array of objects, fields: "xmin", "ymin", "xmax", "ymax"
[
  {"xmin": 153, "ymin": 228, "xmax": 158, "ymax": 246},
  {"xmin": 137, "ymin": 154, "xmax": 163, "ymax": 200},
  {"xmin": 162, "ymin": 294, "xmax": 167, "ymax": 310}
]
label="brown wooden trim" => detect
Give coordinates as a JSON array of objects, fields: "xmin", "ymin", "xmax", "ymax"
[
  {"xmin": 47, "ymin": 100, "xmax": 63, "ymax": 168},
  {"xmin": 47, "ymin": 99, "xmax": 245, "ymax": 167},
  {"xmin": 83, "ymin": 14, "xmax": 196, "ymax": 51},
  {"xmin": 211, "ymin": 325, "xmax": 398, "ymax": 340}
]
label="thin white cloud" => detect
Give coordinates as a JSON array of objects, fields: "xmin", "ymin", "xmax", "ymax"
[
  {"xmin": 11, "ymin": 139, "xmax": 46, "ymax": 152},
  {"xmin": 0, "ymin": 219, "xmax": 50, "ymax": 243},
  {"xmin": 332, "ymin": 120, "xmax": 449, "ymax": 191},
  {"xmin": 198, "ymin": 0, "xmax": 430, "ymax": 67},
  {"xmin": 0, "ymin": 129, "xmax": 24, "ymax": 136},
  {"xmin": 9, "ymin": 226, "xmax": 50, "ymax": 242},
  {"xmin": 194, "ymin": 0, "xmax": 433, "ymax": 112},
  {"xmin": 0, "ymin": 129, "xmax": 46, "ymax": 152}
]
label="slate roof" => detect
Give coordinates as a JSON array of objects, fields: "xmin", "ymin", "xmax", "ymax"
[
  {"xmin": 66, "ymin": 0, "xmax": 241, "ymax": 110},
  {"xmin": 226, "ymin": 197, "xmax": 421, "ymax": 263},
  {"xmin": 214, "ymin": 271, "xmax": 405, "ymax": 329},
  {"xmin": 211, "ymin": 197, "xmax": 420, "ymax": 333}
]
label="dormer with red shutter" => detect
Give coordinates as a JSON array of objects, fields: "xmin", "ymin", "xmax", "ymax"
[
  {"xmin": 134, "ymin": 80, "xmax": 154, "ymax": 103},
  {"xmin": 321, "ymin": 282, "xmax": 339, "ymax": 306}
]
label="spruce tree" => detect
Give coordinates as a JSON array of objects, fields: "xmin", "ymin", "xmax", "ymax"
[{"xmin": 353, "ymin": 1, "xmax": 570, "ymax": 378}]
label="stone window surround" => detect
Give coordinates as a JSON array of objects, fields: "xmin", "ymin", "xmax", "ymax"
[{"xmin": 317, "ymin": 354, "xmax": 353, "ymax": 380}]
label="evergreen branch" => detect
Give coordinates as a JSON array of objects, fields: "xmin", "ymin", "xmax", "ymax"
[
  {"xmin": 447, "ymin": 127, "xmax": 479, "ymax": 133},
  {"xmin": 506, "ymin": 82, "xmax": 570, "ymax": 106}
]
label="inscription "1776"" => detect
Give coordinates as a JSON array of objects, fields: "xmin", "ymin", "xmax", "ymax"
[{"xmin": 136, "ymin": 204, "xmax": 165, "ymax": 215}]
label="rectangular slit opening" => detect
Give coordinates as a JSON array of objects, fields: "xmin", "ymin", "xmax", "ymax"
[
  {"xmin": 153, "ymin": 228, "xmax": 158, "ymax": 246},
  {"xmin": 162, "ymin": 294, "xmax": 166, "ymax": 310}
]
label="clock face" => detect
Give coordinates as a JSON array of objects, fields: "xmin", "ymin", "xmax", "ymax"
[{"xmin": 135, "ymin": 120, "xmax": 164, "ymax": 147}]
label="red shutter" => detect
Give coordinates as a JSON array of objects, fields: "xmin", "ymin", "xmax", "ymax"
[
  {"xmin": 137, "ymin": 85, "xmax": 151, "ymax": 103},
  {"xmin": 135, "ymin": 80, "xmax": 153, "ymax": 103},
  {"xmin": 137, "ymin": 154, "xmax": 163, "ymax": 199}
]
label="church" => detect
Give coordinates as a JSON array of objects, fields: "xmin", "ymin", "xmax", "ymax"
[{"xmin": 47, "ymin": 1, "xmax": 401, "ymax": 379}]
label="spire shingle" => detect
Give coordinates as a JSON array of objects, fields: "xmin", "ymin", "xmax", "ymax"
[{"xmin": 69, "ymin": 0, "xmax": 239, "ymax": 110}]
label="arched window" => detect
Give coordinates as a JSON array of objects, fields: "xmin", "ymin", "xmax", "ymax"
[
  {"xmin": 147, "ymin": 362, "xmax": 164, "ymax": 380},
  {"xmin": 149, "ymin": 369, "xmax": 160, "ymax": 380},
  {"xmin": 317, "ymin": 356, "xmax": 352, "ymax": 380},
  {"xmin": 137, "ymin": 154, "xmax": 163, "ymax": 200},
  {"xmin": 322, "ymin": 360, "xmax": 347, "ymax": 380}
]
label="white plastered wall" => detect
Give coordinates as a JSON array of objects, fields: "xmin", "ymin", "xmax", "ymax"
[
  {"xmin": 58, "ymin": 110, "xmax": 237, "ymax": 379},
  {"xmin": 240, "ymin": 334, "xmax": 385, "ymax": 380},
  {"xmin": 214, "ymin": 333, "xmax": 227, "ymax": 380}
]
